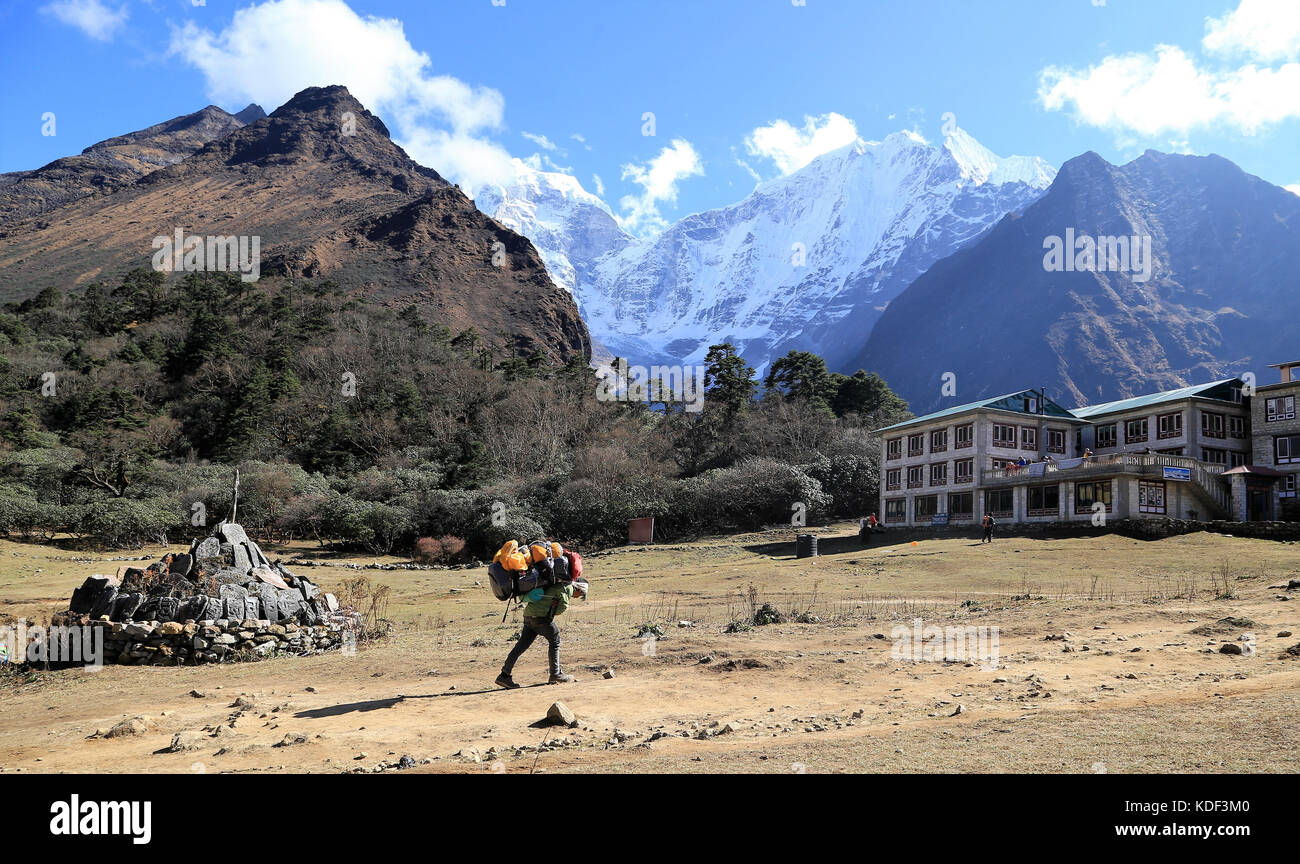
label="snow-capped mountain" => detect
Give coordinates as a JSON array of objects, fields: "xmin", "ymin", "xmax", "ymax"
[
  {"xmin": 476, "ymin": 128, "xmax": 1054, "ymax": 373},
  {"xmin": 473, "ymin": 159, "xmax": 634, "ymax": 327}
]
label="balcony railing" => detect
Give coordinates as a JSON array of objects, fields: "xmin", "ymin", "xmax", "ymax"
[{"xmin": 980, "ymin": 453, "xmax": 1230, "ymax": 514}]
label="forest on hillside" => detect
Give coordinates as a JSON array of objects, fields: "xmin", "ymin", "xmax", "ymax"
[{"xmin": 0, "ymin": 269, "xmax": 912, "ymax": 555}]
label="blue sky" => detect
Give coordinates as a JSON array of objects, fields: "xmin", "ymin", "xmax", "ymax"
[{"xmin": 3, "ymin": 0, "xmax": 1298, "ymax": 234}]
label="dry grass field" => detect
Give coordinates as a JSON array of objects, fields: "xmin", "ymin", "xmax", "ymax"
[{"xmin": 2, "ymin": 523, "xmax": 1298, "ymax": 774}]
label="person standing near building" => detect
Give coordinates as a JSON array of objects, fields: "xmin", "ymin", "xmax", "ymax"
[{"xmin": 981, "ymin": 513, "xmax": 996, "ymax": 543}]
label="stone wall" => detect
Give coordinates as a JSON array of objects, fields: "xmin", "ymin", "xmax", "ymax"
[{"xmin": 71, "ymin": 615, "xmax": 358, "ymax": 666}]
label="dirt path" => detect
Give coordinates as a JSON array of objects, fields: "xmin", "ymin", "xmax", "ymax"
[{"xmin": 2, "ymin": 528, "xmax": 1297, "ymax": 773}]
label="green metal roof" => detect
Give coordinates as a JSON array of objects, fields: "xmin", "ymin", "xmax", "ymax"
[
  {"xmin": 1070, "ymin": 379, "xmax": 1241, "ymax": 419},
  {"xmin": 874, "ymin": 389, "xmax": 1081, "ymax": 433}
]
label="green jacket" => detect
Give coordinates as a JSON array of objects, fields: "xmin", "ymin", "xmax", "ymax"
[{"xmin": 524, "ymin": 582, "xmax": 574, "ymax": 618}]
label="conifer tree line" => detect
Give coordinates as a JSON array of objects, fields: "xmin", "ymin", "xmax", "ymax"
[{"xmin": 0, "ymin": 270, "xmax": 912, "ymax": 553}]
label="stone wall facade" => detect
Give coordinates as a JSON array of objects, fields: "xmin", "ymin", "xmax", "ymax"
[{"xmin": 57, "ymin": 615, "xmax": 359, "ymax": 666}]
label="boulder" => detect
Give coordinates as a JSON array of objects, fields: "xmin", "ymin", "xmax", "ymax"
[
  {"xmin": 178, "ymin": 596, "xmax": 208, "ymax": 621},
  {"xmin": 70, "ymin": 576, "xmax": 113, "ymax": 614},
  {"xmin": 195, "ymin": 537, "xmax": 222, "ymax": 560},
  {"xmin": 213, "ymin": 568, "xmax": 251, "ymax": 587},
  {"xmin": 89, "ymin": 586, "xmax": 119, "ymax": 619},
  {"xmin": 155, "ymin": 597, "xmax": 181, "ymax": 623},
  {"xmin": 169, "ymin": 553, "xmax": 193, "ymax": 576},
  {"xmin": 322, "ymin": 593, "xmax": 339, "ymax": 613},
  {"xmin": 217, "ymin": 522, "xmax": 251, "ymax": 546},
  {"xmin": 219, "ymin": 584, "xmax": 248, "ymax": 619},
  {"xmin": 135, "ymin": 597, "xmax": 162, "ymax": 621},
  {"xmin": 230, "ymin": 544, "xmax": 252, "ymax": 572},
  {"xmin": 257, "ymin": 584, "xmax": 280, "ymax": 622},
  {"xmin": 243, "ymin": 596, "xmax": 261, "ymax": 620},
  {"xmin": 276, "ymin": 589, "xmax": 303, "ymax": 623},
  {"xmin": 251, "ymin": 566, "xmax": 289, "ymax": 590},
  {"xmin": 111, "ymin": 591, "xmax": 145, "ymax": 622}
]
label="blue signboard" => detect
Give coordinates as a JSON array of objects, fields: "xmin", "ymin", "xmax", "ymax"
[
  {"xmin": 1163, "ymin": 466, "xmax": 1191, "ymax": 482},
  {"xmin": 932, "ymin": 513, "xmax": 950, "ymax": 526}
]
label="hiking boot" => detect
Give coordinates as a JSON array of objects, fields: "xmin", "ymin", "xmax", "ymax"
[
  {"xmin": 548, "ymin": 673, "xmax": 575, "ymax": 684},
  {"xmin": 495, "ymin": 673, "xmax": 520, "ymax": 689}
]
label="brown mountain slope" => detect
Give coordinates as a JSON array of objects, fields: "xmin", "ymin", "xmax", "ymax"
[
  {"xmin": 0, "ymin": 85, "xmax": 589, "ymax": 362},
  {"xmin": 0, "ymin": 103, "xmax": 264, "ymax": 223}
]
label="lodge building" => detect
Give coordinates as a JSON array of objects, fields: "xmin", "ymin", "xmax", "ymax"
[{"xmin": 875, "ymin": 360, "xmax": 1300, "ymax": 528}]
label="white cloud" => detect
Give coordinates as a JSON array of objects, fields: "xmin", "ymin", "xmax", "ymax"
[
  {"xmin": 43, "ymin": 0, "xmax": 128, "ymax": 41},
  {"xmin": 570, "ymin": 133, "xmax": 591, "ymax": 151},
  {"xmin": 1039, "ymin": 1, "xmax": 1300, "ymax": 138},
  {"xmin": 1286, "ymin": 184, "xmax": 1300, "ymax": 196},
  {"xmin": 167, "ymin": 0, "xmax": 514, "ymax": 195},
  {"xmin": 522, "ymin": 131, "xmax": 557, "ymax": 151},
  {"xmin": 617, "ymin": 139, "xmax": 703, "ymax": 237},
  {"xmin": 1204, "ymin": 0, "xmax": 1300, "ymax": 62},
  {"xmin": 591, "ymin": 173, "xmax": 605, "ymax": 196},
  {"xmin": 743, "ymin": 112, "xmax": 858, "ymax": 175}
]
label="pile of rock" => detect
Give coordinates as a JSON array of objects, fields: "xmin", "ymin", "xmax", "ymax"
[
  {"xmin": 60, "ymin": 522, "xmax": 360, "ymax": 665},
  {"xmin": 88, "ymin": 617, "xmax": 350, "ymax": 666}
]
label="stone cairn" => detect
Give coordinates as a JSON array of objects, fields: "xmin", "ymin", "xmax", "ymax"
[{"xmin": 58, "ymin": 522, "xmax": 360, "ymax": 666}]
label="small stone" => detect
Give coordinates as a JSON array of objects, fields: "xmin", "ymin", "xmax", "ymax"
[
  {"xmin": 602, "ymin": 668, "xmax": 615, "ymax": 679},
  {"xmin": 165, "ymin": 731, "xmax": 204, "ymax": 753},
  {"xmin": 1219, "ymin": 643, "xmax": 1243, "ymax": 655},
  {"xmin": 950, "ymin": 704, "xmax": 965, "ymax": 716},
  {"xmin": 189, "ymin": 690, "xmax": 205, "ymax": 699},
  {"xmin": 546, "ymin": 701, "xmax": 576, "ymax": 727},
  {"xmin": 105, "ymin": 717, "xmax": 147, "ymax": 738}
]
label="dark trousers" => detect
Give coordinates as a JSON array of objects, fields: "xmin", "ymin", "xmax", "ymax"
[
  {"xmin": 982, "ymin": 526, "xmax": 994, "ymax": 543},
  {"xmin": 502, "ymin": 615, "xmax": 561, "ymax": 677}
]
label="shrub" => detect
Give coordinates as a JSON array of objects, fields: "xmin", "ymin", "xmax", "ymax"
[
  {"xmin": 413, "ymin": 535, "xmax": 467, "ymax": 564},
  {"xmin": 669, "ymin": 458, "xmax": 830, "ymax": 535}
]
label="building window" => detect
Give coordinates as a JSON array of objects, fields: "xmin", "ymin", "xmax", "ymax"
[
  {"xmin": 1022, "ymin": 395, "xmax": 1040, "ymax": 414},
  {"xmin": 1125, "ymin": 418, "xmax": 1148, "ymax": 443},
  {"xmin": 993, "ymin": 423, "xmax": 1017, "ymax": 448},
  {"xmin": 1027, "ymin": 484, "xmax": 1060, "ymax": 515},
  {"xmin": 1281, "ymin": 475, "xmax": 1297, "ymax": 499},
  {"xmin": 991, "ymin": 457, "xmax": 1014, "ymax": 470},
  {"xmin": 1138, "ymin": 480, "xmax": 1166, "ymax": 514},
  {"xmin": 954, "ymin": 458, "xmax": 974, "ymax": 484},
  {"xmin": 1020, "ymin": 426, "xmax": 1037, "ymax": 450},
  {"xmin": 915, "ymin": 495, "xmax": 941, "ymax": 520},
  {"xmin": 1157, "ymin": 412, "xmax": 1183, "ymax": 439},
  {"xmin": 1046, "ymin": 429, "xmax": 1066, "ymax": 454},
  {"xmin": 907, "ymin": 466, "xmax": 925, "ymax": 488},
  {"xmin": 885, "ymin": 499, "xmax": 906, "ymax": 522},
  {"xmin": 1229, "ymin": 451, "xmax": 1247, "ymax": 468},
  {"xmin": 886, "ymin": 438, "xmax": 902, "ymax": 460},
  {"xmin": 949, "ymin": 492, "xmax": 973, "ymax": 517},
  {"xmin": 907, "ymin": 434, "xmax": 925, "ymax": 457},
  {"xmin": 930, "ymin": 429, "xmax": 948, "ymax": 452},
  {"xmin": 1276, "ymin": 435, "xmax": 1300, "ymax": 465},
  {"xmin": 1266, "ymin": 396, "xmax": 1296, "ymax": 422},
  {"xmin": 1075, "ymin": 429, "xmax": 1083, "ymax": 452},
  {"xmin": 1096, "ymin": 424, "xmax": 1117, "ymax": 448},
  {"xmin": 1157, "ymin": 447, "xmax": 1184, "ymax": 456},
  {"xmin": 885, "ymin": 469, "xmax": 901, "ymax": 491},
  {"xmin": 1201, "ymin": 411, "xmax": 1225, "ymax": 439},
  {"xmin": 930, "ymin": 463, "xmax": 948, "ymax": 486},
  {"xmin": 1228, "ymin": 416, "xmax": 1246, "ymax": 439},
  {"xmin": 955, "ymin": 424, "xmax": 974, "ymax": 449},
  {"xmin": 985, "ymin": 489, "xmax": 1013, "ymax": 517},
  {"xmin": 1075, "ymin": 481, "xmax": 1112, "ymax": 513},
  {"xmin": 1201, "ymin": 448, "xmax": 1227, "ymax": 465}
]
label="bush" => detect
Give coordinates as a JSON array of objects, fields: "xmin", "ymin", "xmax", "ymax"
[
  {"xmin": 413, "ymin": 535, "xmax": 467, "ymax": 564},
  {"xmin": 803, "ymin": 454, "xmax": 879, "ymax": 518},
  {"xmin": 73, "ymin": 498, "xmax": 185, "ymax": 548},
  {"xmin": 669, "ymin": 458, "xmax": 830, "ymax": 535}
]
